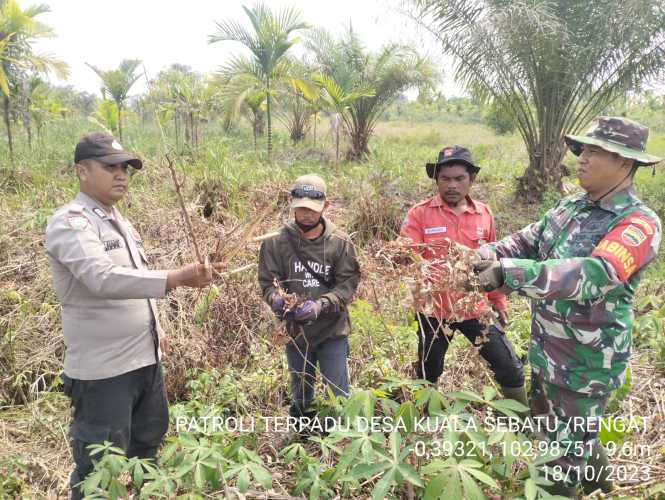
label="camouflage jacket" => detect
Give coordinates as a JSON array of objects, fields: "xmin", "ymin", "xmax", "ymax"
[{"xmin": 479, "ymin": 186, "xmax": 661, "ymax": 396}]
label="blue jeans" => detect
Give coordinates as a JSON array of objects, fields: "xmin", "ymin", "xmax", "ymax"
[{"xmin": 285, "ymin": 335, "xmax": 349, "ymax": 417}]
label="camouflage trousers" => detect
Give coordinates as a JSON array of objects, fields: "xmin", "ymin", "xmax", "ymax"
[{"xmin": 530, "ymin": 372, "xmax": 609, "ymax": 487}]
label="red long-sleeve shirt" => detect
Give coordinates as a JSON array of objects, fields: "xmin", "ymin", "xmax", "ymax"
[{"xmin": 400, "ymin": 193, "xmax": 507, "ymax": 320}]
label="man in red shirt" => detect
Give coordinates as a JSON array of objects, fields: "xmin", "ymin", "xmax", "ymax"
[{"xmin": 401, "ymin": 145, "xmax": 527, "ymax": 406}]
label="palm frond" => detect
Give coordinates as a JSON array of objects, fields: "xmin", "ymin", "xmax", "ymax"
[
  {"xmin": 86, "ymin": 59, "xmax": 142, "ymax": 103},
  {"xmin": 209, "ymin": 19, "xmax": 257, "ymax": 50},
  {"xmin": 291, "ymin": 78, "xmax": 319, "ymax": 102},
  {"xmin": 210, "ymin": 3, "xmax": 307, "ymax": 84},
  {"xmin": 27, "ymin": 52, "xmax": 68, "ymax": 78},
  {"xmin": 275, "ymin": 6, "xmax": 308, "ymax": 34},
  {"xmin": 409, "ymin": 0, "xmax": 665, "ymax": 142},
  {"xmin": 218, "ymin": 53, "xmax": 265, "ymax": 82}
]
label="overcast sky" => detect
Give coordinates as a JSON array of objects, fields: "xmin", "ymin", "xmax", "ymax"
[{"xmin": 22, "ymin": 0, "xmax": 462, "ymax": 98}]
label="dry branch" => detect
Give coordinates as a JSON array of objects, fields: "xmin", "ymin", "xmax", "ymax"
[
  {"xmin": 372, "ymin": 237, "xmax": 496, "ymax": 327},
  {"xmin": 214, "ymin": 201, "xmax": 277, "ymax": 266},
  {"xmin": 165, "ymin": 153, "xmax": 203, "ymax": 264}
]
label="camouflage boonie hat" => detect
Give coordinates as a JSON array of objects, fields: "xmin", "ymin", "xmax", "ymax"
[{"xmin": 564, "ymin": 116, "xmax": 662, "ymax": 166}]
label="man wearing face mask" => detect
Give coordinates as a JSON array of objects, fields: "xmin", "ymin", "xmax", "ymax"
[
  {"xmin": 400, "ymin": 145, "xmax": 527, "ymax": 408},
  {"xmin": 258, "ymin": 175, "xmax": 360, "ymax": 422},
  {"xmin": 474, "ymin": 117, "xmax": 662, "ymax": 497}
]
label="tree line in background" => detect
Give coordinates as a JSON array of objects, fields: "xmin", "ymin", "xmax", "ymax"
[
  {"xmin": 0, "ymin": 1, "xmax": 437, "ymax": 171},
  {"xmin": 0, "ymin": 0, "xmax": 67, "ymax": 162},
  {"xmin": 2, "ymin": 0, "xmax": 665, "ymax": 201},
  {"xmin": 408, "ymin": 0, "xmax": 665, "ymax": 201}
]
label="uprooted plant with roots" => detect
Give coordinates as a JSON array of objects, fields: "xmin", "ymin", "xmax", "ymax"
[{"xmin": 373, "ymin": 236, "xmax": 497, "ymax": 334}]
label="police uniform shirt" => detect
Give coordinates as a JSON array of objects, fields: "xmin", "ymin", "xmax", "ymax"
[{"xmin": 46, "ymin": 192, "xmax": 168, "ymax": 380}]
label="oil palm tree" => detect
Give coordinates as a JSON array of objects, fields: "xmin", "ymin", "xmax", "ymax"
[
  {"xmin": 276, "ymin": 59, "xmax": 319, "ymax": 145},
  {"xmin": 1, "ymin": 0, "xmax": 68, "ymax": 166},
  {"xmin": 209, "ymin": 3, "xmax": 308, "ymax": 161},
  {"xmin": 409, "ymin": 0, "xmax": 665, "ymax": 201},
  {"xmin": 307, "ymin": 27, "xmax": 436, "ymax": 159},
  {"xmin": 311, "ymin": 73, "xmax": 374, "ymax": 167},
  {"xmin": 86, "ymin": 59, "xmax": 142, "ymax": 141},
  {"xmin": 216, "ymin": 56, "xmax": 269, "ymax": 150}
]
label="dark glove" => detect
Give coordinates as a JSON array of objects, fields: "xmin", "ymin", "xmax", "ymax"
[
  {"xmin": 293, "ymin": 299, "xmax": 322, "ymax": 324},
  {"xmin": 473, "ymin": 260, "xmax": 504, "ymax": 292},
  {"xmin": 270, "ymin": 293, "xmax": 286, "ymax": 319}
]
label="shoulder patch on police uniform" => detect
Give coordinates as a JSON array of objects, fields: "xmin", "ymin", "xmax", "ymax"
[
  {"xmin": 67, "ymin": 203, "xmax": 84, "ymax": 214},
  {"xmin": 92, "ymin": 207, "xmax": 108, "ymax": 220},
  {"xmin": 67, "ymin": 214, "xmax": 90, "ymax": 230}
]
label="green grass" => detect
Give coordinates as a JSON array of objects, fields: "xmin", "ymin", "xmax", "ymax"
[{"xmin": 1, "ymin": 115, "xmax": 664, "ymax": 498}]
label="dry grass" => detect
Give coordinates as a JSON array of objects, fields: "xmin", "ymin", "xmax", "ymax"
[
  {"xmin": 0, "ymin": 221, "xmax": 62, "ymax": 405},
  {"xmin": 1, "ymin": 152, "xmax": 664, "ymax": 498},
  {"xmin": 0, "ymin": 177, "xmax": 300, "ymax": 497},
  {"xmin": 1, "ymin": 394, "xmax": 72, "ymax": 497}
]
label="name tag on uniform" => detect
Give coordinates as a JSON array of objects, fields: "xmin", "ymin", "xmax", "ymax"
[
  {"xmin": 103, "ymin": 239, "xmax": 123, "ymax": 252},
  {"xmin": 425, "ymin": 226, "xmax": 447, "ymax": 235}
]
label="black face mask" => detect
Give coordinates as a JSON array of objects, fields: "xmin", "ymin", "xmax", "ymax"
[{"xmin": 296, "ymin": 217, "xmax": 321, "ymax": 233}]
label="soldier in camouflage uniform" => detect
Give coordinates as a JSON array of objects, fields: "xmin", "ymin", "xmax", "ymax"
[{"xmin": 474, "ymin": 117, "xmax": 662, "ymax": 497}]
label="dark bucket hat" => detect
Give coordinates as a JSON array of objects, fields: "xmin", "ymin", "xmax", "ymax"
[
  {"xmin": 426, "ymin": 145, "xmax": 481, "ymax": 179},
  {"xmin": 74, "ymin": 132, "xmax": 143, "ymax": 169},
  {"xmin": 564, "ymin": 116, "xmax": 662, "ymax": 166}
]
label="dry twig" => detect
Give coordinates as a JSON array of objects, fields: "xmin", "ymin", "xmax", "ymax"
[
  {"xmin": 372, "ymin": 237, "xmax": 496, "ymax": 327},
  {"xmin": 165, "ymin": 153, "xmax": 203, "ymax": 264}
]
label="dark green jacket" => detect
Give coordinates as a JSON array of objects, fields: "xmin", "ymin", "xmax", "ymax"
[{"xmin": 258, "ymin": 218, "xmax": 360, "ymax": 348}]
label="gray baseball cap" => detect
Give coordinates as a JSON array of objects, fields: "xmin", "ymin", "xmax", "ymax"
[{"xmin": 290, "ymin": 175, "xmax": 326, "ymax": 212}]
